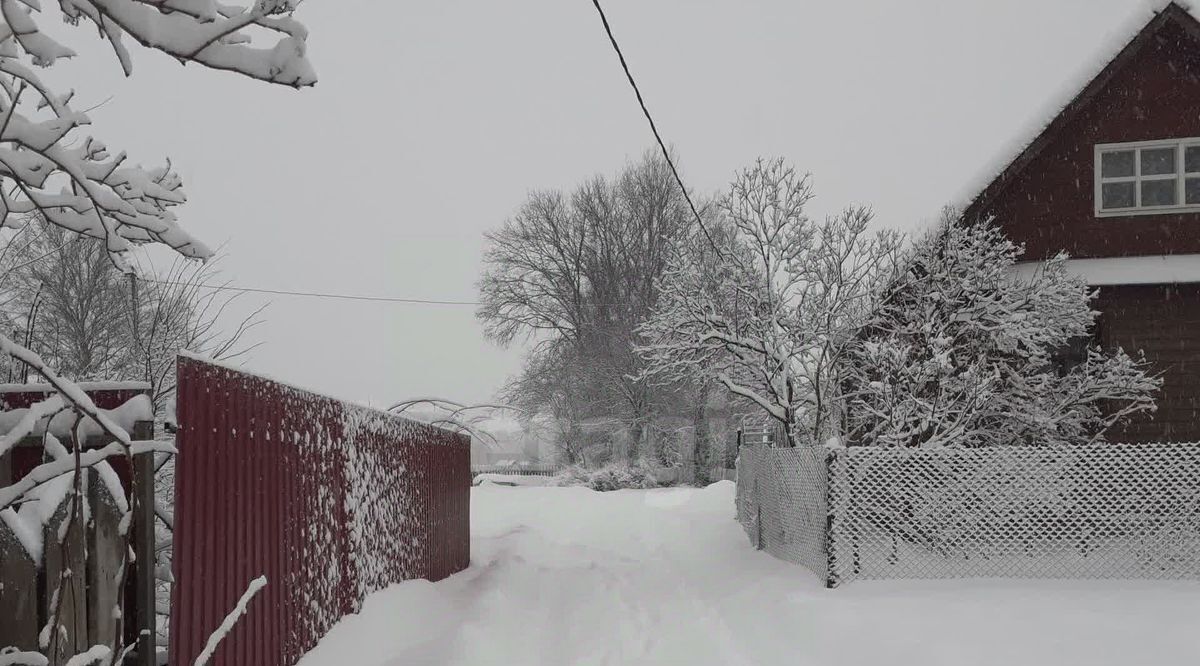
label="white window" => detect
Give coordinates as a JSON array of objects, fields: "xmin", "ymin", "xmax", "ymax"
[{"xmin": 1094, "ymin": 137, "xmax": 1200, "ymax": 216}]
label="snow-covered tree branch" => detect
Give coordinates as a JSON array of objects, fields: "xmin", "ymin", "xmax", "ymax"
[
  {"xmin": 0, "ymin": 1, "xmax": 314, "ymax": 661},
  {"xmin": 642, "ymin": 160, "xmax": 1156, "ymax": 449},
  {"xmin": 0, "ymin": 0, "xmax": 314, "ymax": 269},
  {"xmin": 388, "ymin": 397, "xmax": 524, "ymax": 448},
  {"xmin": 639, "ymin": 158, "xmax": 901, "ymax": 447}
]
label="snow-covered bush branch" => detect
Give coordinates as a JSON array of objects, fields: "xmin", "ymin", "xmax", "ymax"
[
  {"xmin": 841, "ymin": 217, "xmax": 1159, "ymax": 448},
  {"xmin": 0, "ymin": 1, "xmax": 314, "ymax": 661},
  {"xmin": 639, "ymin": 158, "xmax": 901, "ymax": 447}
]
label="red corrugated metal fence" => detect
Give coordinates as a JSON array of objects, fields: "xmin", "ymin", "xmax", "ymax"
[{"xmin": 169, "ymin": 355, "xmax": 470, "ymax": 665}]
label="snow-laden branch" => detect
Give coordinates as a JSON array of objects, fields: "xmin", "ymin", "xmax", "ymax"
[
  {"xmin": 82, "ymin": 0, "xmax": 316, "ymax": 86},
  {"xmin": 840, "ymin": 217, "xmax": 1159, "ymax": 448},
  {"xmin": 0, "ymin": 0, "xmax": 314, "ymax": 266},
  {"xmin": 0, "ymin": 1, "xmax": 315, "ymax": 661},
  {"xmin": 0, "ymin": 334, "xmax": 135, "ymax": 444},
  {"xmin": 0, "ymin": 393, "xmax": 63, "ymax": 456},
  {"xmin": 0, "ymin": 436, "xmax": 172, "ymax": 510},
  {"xmin": 192, "ymin": 575, "xmax": 267, "ymax": 666},
  {"xmin": 639, "ymin": 158, "xmax": 901, "ymax": 446},
  {"xmin": 389, "ymin": 397, "xmax": 525, "ymax": 448}
]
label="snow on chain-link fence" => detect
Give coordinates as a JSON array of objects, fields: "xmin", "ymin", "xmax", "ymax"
[{"xmin": 736, "ymin": 444, "xmax": 1200, "ymax": 587}]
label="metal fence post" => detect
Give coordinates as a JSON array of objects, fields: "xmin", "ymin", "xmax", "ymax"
[
  {"xmin": 824, "ymin": 446, "xmax": 841, "ymax": 589},
  {"xmin": 132, "ymin": 420, "xmax": 156, "ymax": 666}
]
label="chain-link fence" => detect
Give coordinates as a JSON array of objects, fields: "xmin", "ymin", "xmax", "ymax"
[
  {"xmin": 736, "ymin": 446, "xmax": 832, "ymax": 582},
  {"xmin": 737, "ymin": 444, "xmax": 1200, "ymax": 587}
]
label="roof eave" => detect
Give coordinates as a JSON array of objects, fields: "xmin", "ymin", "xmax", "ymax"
[{"xmin": 964, "ymin": 2, "xmax": 1200, "ymax": 221}]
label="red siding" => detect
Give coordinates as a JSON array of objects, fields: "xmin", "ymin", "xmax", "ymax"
[
  {"xmin": 972, "ymin": 18, "xmax": 1200, "ymax": 260},
  {"xmin": 1097, "ymin": 284, "xmax": 1200, "ymax": 442},
  {"xmin": 169, "ymin": 356, "xmax": 470, "ymax": 666},
  {"xmin": 965, "ymin": 9, "xmax": 1200, "ymax": 444}
]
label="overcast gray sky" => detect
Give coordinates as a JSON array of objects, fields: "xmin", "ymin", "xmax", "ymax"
[{"xmin": 44, "ymin": 0, "xmax": 1159, "ymax": 406}]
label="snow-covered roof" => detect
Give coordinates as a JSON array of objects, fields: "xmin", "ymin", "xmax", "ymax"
[
  {"xmin": 1012, "ymin": 254, "xmax": 1200, "ymax": 286},
  {"xmin": 0, "ymin": 393, "xmax": 154, "ymax": 440},
  {"xmin": 960, "ymin": 0, "xmax": 1200, "ymax": 213},
  {"xmin": 0, "ymin": 380, "xmax": 151, "ymax": 394}
]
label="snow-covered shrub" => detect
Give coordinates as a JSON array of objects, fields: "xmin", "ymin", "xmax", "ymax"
[
  {"xmin": 841, "ymin": 218, "xmax": 1159, "ymax": 448},
  {"xmin": 551, "ymin": 464, "xmax": 593, "ymax": 487},
  {"xmin": 554, "ymin": 462, "xmax": 663, "ymax": 491}
]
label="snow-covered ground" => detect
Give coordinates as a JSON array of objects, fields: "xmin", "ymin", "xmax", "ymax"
[{"xmin": 299, "ymin": 482, "xmax": 1200, "ymax": 666}]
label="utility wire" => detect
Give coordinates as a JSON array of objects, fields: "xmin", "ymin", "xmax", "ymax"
[
  {"xmin": 139, "ymin": 278, "xmax": 481, "ymax": 306},
  {"xmin": 587, "ymin": 0, "xmax": 724, "ymax": 257},
  {"xmin": 142, "ymin": 10, "xmax": 728, "ymax": 312},
  {"xmin": 141, "ymin": 278, "xmax": 659, "ymax": 308}
]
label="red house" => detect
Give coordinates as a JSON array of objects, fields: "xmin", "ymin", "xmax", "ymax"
[{"xmin": 965, "ymin": 2, "xmax": 1200, "ymax": 443}]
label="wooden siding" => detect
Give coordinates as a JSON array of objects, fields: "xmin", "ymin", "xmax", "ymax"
[
  {"xmin": 1097, "ymin": 284, "xmax": 1200, "ymax": 442},
  {"xmin": 969, "ymin": 16, "xmax": 1200, "ymax": 260}
]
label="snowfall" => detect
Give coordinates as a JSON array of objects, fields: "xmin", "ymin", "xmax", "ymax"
[{"xmin": 298, "ymin": 481, "xmax": 1200, "ymax": 666}]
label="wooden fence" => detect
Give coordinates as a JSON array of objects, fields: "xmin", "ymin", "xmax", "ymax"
[
  {"xmin": 0, "ymin": 384, "xmax": 157, "ymax": 665},
  {"xmin": 470, "ymin": 463, "xmax": 561, "ymax": 477}
]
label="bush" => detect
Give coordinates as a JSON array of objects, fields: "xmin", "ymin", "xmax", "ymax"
[{"xmin": 553, "ymin": 462, "xmax": 664, "ymax": 491}]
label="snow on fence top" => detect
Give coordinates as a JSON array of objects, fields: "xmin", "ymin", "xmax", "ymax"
[
  {"xmin": 0, "ymin": 381, "xmax": 151, "ymax": 415},
  {"xmin": 738, "ymin": 442, "xmax": 1200, "ymax": 587},
  {"xmin": 176, "ymin": 350, "xmax": 460, "ymax": 442},
  {"xmin": 955, "ymin": 0, "xmax": 1198, "ymax": 210},
  {"xmin": 0, "ymin": 381, "xmax": 152, "ymax": 394},
  {"xmin": 0, "ymin": 394, "xmax": 153, "ymax": 443}
]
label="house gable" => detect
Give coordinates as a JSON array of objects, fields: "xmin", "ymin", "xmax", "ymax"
[{"xmin": 964, "ymin": 3, "xmax": 1200, "ymax": 260}]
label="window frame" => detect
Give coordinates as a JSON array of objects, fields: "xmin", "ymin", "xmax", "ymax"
[{"xmin": 1094, "ymin": 137, "xmax": 1200, "ymax": 217}]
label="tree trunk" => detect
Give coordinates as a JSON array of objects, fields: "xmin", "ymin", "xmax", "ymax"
[
  {"xmin": 630, "ymin": 419, "xmax": 646, "ymax": 464},
  {"xmin": 692, "ymin": 403, "xmax": 709, "ymax": 485}
]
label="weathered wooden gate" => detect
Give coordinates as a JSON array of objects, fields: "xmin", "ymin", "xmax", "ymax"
[{"xmin": 0, "ymin": 383, "xmax": 158, "ymax": 665}]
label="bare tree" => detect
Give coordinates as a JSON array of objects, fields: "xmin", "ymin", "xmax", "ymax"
[
  {"xmin": 0, "ymin": 219, "xmax": 263, "ymax": 416},
  {"xmin": 478, "ymin": 150, "xmax": 702, "ymax": 461},
  {"xmin": 0, "ymin": 232, "xmax": 264, "ymax": 646},
  {"xmin": 130, "ymin": 254, "xmax": 265, "ymax": 415},
  {"xmin": 499, "ymin": 345, "xmax": 599, "ymax": 465},
  {"xmin": 2, "ymin": 217, "xmax": 131, "ymax": 379},
  {"xmin": 125, "ymin": 256, "xmax": 266, "ymax": 643}
]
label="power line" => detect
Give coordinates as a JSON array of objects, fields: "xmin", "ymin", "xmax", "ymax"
[
  {"xmin": 141, "ymin": 278, "xmax": 655, "ymax": 308},
  {"xmin": 148, "ymin": 5, "xmax": 720, "ymax": 311},
  {"xmin": 139, "ymin": 278, "xmax": 481, "ymax": 306},
  {"xmin": 587, "ymin": 0, "xmax": 724, "ymax": 257}
]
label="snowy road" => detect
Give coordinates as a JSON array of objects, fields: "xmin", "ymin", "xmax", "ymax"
[{"xmin": 299, "ymin": 482, "xmax": 1200, "ymax": 666}]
